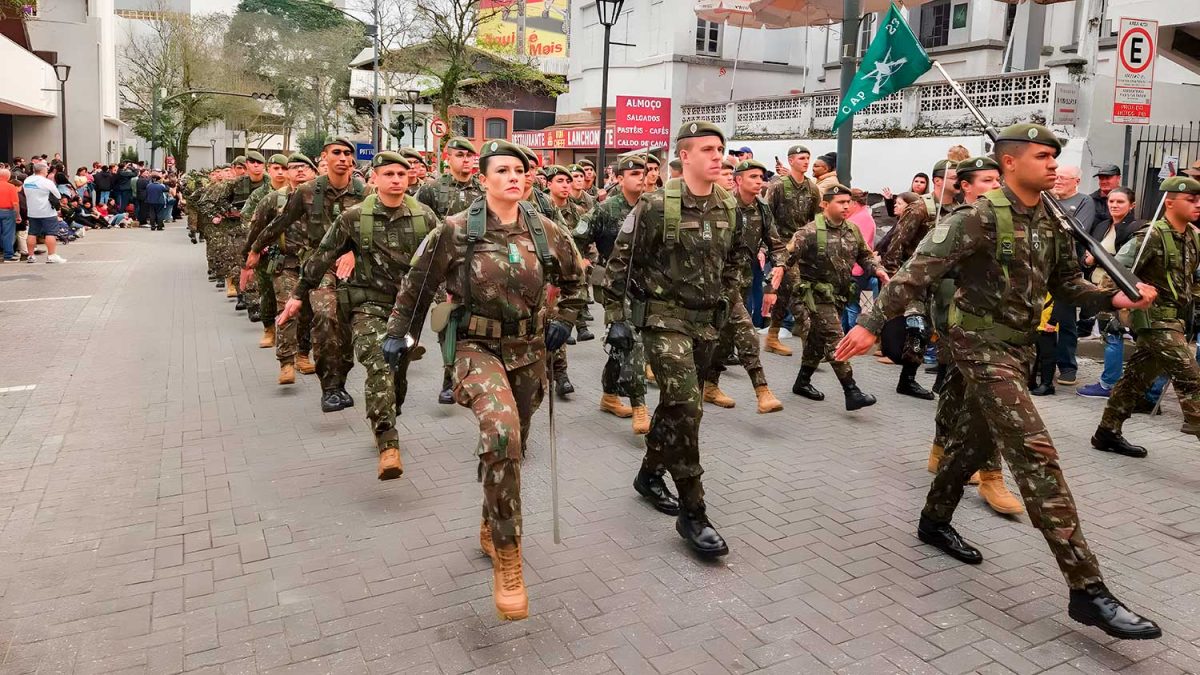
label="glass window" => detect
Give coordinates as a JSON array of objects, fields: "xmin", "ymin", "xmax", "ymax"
[
  {"xmin": 453, "ymin": 116, "xmax": 475, "ymax": 138},
  {"xmin": 919, "ymin": 0, "xmax": 951, "ymax": 49},
  {"xmin": 695, "ymin": 18, "xmax": 721, "ymax": 56},
  {"xmin": 857, "ymin": 12, "xmax": 876, "ymax": 57},
  {"xmin": 485, "ymin": 117, "xmax": 508, "ymax": 138}
]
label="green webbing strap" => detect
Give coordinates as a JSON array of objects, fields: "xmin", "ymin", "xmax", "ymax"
[
  {"xmin": 815, "ymin": 214, "xmax": 827, "ymax": 257},
  {"xmin": 518, "ymin": 201, "xmax": 554, "ymax": 266},
  {"xmin": 310, "ymin": 175, "xmax": 328, "ymax": 226},
  {"xmin": 438, "ymin": 179, "xmax": 452, "ymax": 215},
  {"xmin": 463, "ymin": 199, "xmax": 488, "ymax": 326},
  {"xmin": 922, "ymin": 193, "xmax": 937, "ymax": 218},
  {"xmin": 358, "ymin": 194, "xmax": 378, "ymax": 279},
  {"xmin": 404, "ymin": 194, "xmax": 427, "ymax": 239},
  {"xmin": 782, "ymin": 174, "xmax": 798, "ymax": 200},
  {"xmin": 982, "ymin": 189, "xmax": 1014, "ymax": 287},
  {"xmin": 664, "ymin": 179, "xmax": 682, "ymax": 244}
]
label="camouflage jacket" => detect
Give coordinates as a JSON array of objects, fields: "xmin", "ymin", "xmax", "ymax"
[
  {"xmin": 526, "ymin": 189, "xmax": 557, "ymax": 220},
  {"xmin": 574, "ymin": 191, "xmax": 638, "ymax": 264},
  {"xmin": 387, "ymin": 207, "xmax": 587, "ymax": 371},
  {"xmin": 569, "ymin": 191, "xmax": 597, "ymax": 212},
  {"xmin": 1118, "ymin": 219, "xmax": 1200, "ymax": 329},
  {"xmin": 881, "ymin": 202, "xmax": 935, "ymax": 274},
  {"xmin": 604, "ymin": 180, "xmax": 741, "ymax": 340},
  {"xmin": 861, "ymin": 185, "xmax": 1117, "ymax": 342},
  {"xmin": 297, "ymin": 196, "xmax": 440, "ymax": 302},
  {"xmin": 180, "ymin": 173, "xmax": 209, "ymax": 201},
  {"xmin": 734, "ymin": 194, "xmax": 787, "ymax": 293},
  {"xmin": 196, "ymin": 175, "xmax": 265, "ymax": 227},
  {"xmin": 242, "ymin": 185, "xmax": 293, "ymax": 258},
  {"xmin": 416, "ymin": 173, "xmax": 483, "ymax": 219},
  {"xmin": 766, "ymin": 173, "xmax": 820, "ymax": 240},
  {"xmin": 251, "ymin": 176, "xmax": 368, "ymax": 260},
  {"xmin": 782, "ymin": 214, "xmax": 876, "ymax": 302},
  {"xmin": 548, "ymin": 198, "xmax": 585, "ymax": 235},
  {"xmin": 242, "ymin": 180, "xmax": 285, "ymax": 229}
]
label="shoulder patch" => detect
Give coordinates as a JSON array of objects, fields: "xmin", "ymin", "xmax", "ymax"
[
  {"xmin": 574, "ymin": 219, "xmax": 589, "ymax": 236},
  {"xmin": 931, "ymin": 224, "xmax": 951, "ymax": 244},
  {"xmin": 411, "ymin": 229, "xmax": 437, "ymax": 264},
  {"xmin": 621, "ymin": 211, "xmax": 636, "ymax": 234}
]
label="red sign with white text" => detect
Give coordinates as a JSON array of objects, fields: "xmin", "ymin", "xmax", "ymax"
[{"xmin": 614, "ymin": 96, "xmax": 671, "ymax": 147}]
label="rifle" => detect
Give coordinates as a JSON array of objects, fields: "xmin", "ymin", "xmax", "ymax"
[{"xmin": 932, "ymin": 62, "xmax": 1143, "ymax": 301}]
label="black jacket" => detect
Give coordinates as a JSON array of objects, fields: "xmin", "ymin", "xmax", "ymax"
[
  {"xmin": 1089, "ymin": 189, "xmax": 1111, "ymax": 230},
  {"xmin": 92, "ymin": 170, "xmax": 114, "ymax": 191},
  {"xmin": 1083, "ymin": 213, "xmax": 1142, "ymax": 270},
  {"xmin": 116, "ymin": 168, "xmax": 137, "ymax": 191}
]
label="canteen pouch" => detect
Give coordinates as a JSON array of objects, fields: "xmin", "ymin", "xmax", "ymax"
[
  {"xmin": 430, "ymin": 302, "xmax": 459, "ymax": 333},
  {"xmin": 265, "ymin": 245, "xmax": 281, "ymax": 275},
  {"xmin": 587, "ymin": 263, "xmax": 607, "ymax": 287}
]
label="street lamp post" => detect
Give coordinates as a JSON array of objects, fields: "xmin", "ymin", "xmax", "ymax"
[
  {"xmin": 210, "ymin": 139, "xmax": 217, "ymax": 167},
  {"xmin": 595, "ymin": 0, "xmax": 624, "ymax": 176},
  {"xmin": 404, "ymin": 89, "xmax": 420, "ymax": 148},
  {"xmin": 53, "ymin": 63, "xmax": 71, "ymax": 167}
]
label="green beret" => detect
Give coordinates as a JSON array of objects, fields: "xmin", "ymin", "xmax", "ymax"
[
  {"xmin": 568, "ymin": 164, "xmax": 585, "ymax": 175},
  {"xmin": 1161, "ymin": 176, "xmax": 1200, "ymax": 195},
  {"xmin": 544, "ymin": 165, "xmax": 572, "ymax": 180},
  {"xmin": 232, "ymin": 155, "xmax": 247, "ymax": 166},
  {"xmin": 787, "ymin": 145, "xmax": 810, "ymax": 157},
  {"xmin": 322, "ymin": 136, "xmax": 355, "ymax": 153},
  {"xmin": 287, "ymin": 152, "xmax": 316, "ymax": 170},
  {"xmin": 616, "ymin": 155, "xmax": 646, "ymax": 172},
  {"xmin": 956, "ymin": 156, "xmax": 1000, "ymax": 175},
  {"xmin": 399, "ymin": 148, "xmax": 426, "ymax": 165},
  {"xmin": 445, "ymin": 137, "xmax": 477, "ymax": 154},
  {"xmin": 995, "ymin": 123, "xmax": 1062, "ymax": 157},
  {"xmin": 675, "ymin": 120, "xmax": 725, "ymax": 145},
  {"xmin": 578, "ymin": 158, "xmax": 595, "ymax": 169},
  {"xmin": 478, "ymin": 139, "xmax": 529, "ymax": 170},
  {"xmin": 244, "ymin": 151, "xmax": 266, "ymax": 164},
  {"xmin": 931, "ymin": 159, "xmax": 956, "ymax": 177},
  {"xmin": 514, "ymin": 144, "xmax": 539, "ymax": 166},
  {"xmin": 822, "ymin": 183, "xmax": 852, "ymax": 199},
  {"xmin": 268, "ymin": 154, "xmax": 289, "ymax": 168},
  {"xmin": 642, "ymin": 153, "xmax": 661, "ymax": 166},
  {"xmin": 371, "ymin": 151, "xmax": 411, "ymax": 169},
  {"xmin": 668, "ymin": 158, "xmax": 682, "ymax": 171},
  {"xmin": 735, "ymin": 159, "xmax": 768, "ymax": 175}
]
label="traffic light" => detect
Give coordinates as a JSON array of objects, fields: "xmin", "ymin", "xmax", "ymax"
[{"xmin": 388, "ymin": 114, "xmax": 406, "ymax": 140}]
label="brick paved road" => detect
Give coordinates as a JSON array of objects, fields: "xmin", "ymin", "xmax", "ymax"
[{"xmin": 2, "ymin": 224, "xmax": 1200, "ymax": 675}]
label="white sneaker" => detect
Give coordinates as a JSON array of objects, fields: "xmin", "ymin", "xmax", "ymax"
[
  {"xmin": 779, "ymin": 328, "xmax": 794, "ymax": 340},
  {"xmin": 757, "ymin": 327, "xmax": 769, "ymax": 335},
  {"xmin": 26, "ymin": 255, "xmax": 35, "ymax": 263},
  {"xmin": 46, "ymin": 254, "xmax": 66, "ymax": 264}
]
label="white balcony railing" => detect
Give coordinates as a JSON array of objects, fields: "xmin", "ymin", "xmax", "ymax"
[{"xmin": 681, "ymin": 70, "xmax": 1051, "ymax": 138}]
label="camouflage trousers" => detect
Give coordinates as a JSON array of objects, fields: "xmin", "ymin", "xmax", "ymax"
[
  {"xmin": 1101, "ymin": 326, "xmax": 1200, "ymax": 433},
  {"xmin": 924, "ymin": 338, "xmax": 1103, "ymax": 589},
  {"xmin": 769, "ymin": 267, "xmax": 795, "ymax": 326},
  {"xmin": 601, "ymin": 338, "xmax": 647, "ymax": 407},
  {"xmin": 704, "ymin": 299, "xmax": 768, "ymax": 389},
  {"xmin": 210, "ymin": 222, "xmax": 241, "ymax": 281},
  {"xmin": 551, "ymin": 341, "xmax": 568, "ymax": 377},
  {"xmin": 310, "ymin": 273, "xmax": 354, "ymax": 391},
  {"xmin": 932, "ymin": 363, "xmax": 1002, "ymax": 473},
  {"xmin": 222, "ymin": 223, "xmax": 248, "ymax": 280},
  {"xmin": 640, "ymin": 329, "xmax": 716, "ymax": 510},
  {"xmin": 798, "ymin": 301, "xmax": 853, "ymax": 381},
  {"xmin": 272, "ymin": 268, "xmax": 313, "ymax": 362},
  {"xmin": 203, "ymin": 224, "xmax": 222, "ymax": 274},
  {"xmin": 452, "ymin": 346, "xmax": 545, "ymax": 546},
  {"xmin": 250, "ymin": 265, "xmax": 275, "ymax": 327},
  {"xmin": 351, "ymin": 305, "xmax": 414, "ymax": 451}
]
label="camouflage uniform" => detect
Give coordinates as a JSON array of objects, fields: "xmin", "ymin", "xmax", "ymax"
[
  {"xmin": 604, "ymin": 179, "xmax": 741, "ymax": 509},
  {"xmin": 198, "ymin": 175, "xmax": 266, "ymax": 281},
  {"xmin": 782, "ymin": 212, "xmax": 877, "ymax": 381},
  {"xmin": 252, "ymin": 176, "xmax": 367, "ymax": 391},
  {"xmin": 239, "ymin": 180, "xmax": 282, "ymax": 316},
  {"xmin": 544, "ymin": 198, "xmax": 585, "ymax": 381},
  {"xmin": 181, "ymin": 172, "xmax": 209, "ymax": 241},
  {"xmin": 765, "ymin": 173, "xmax": 820, "ymax": 327},
  {"xmin": 416, "ymin": 173, "xmax": 483, "ymax": 219},
  {"xmin": 1100, "ymin": 219, "xmax": 1200, "ymax": 434},
  {"xmin": 298, "ymin": 194, "xmax": 439, "ymax": 451},
  {"xmin": 880, "ymin": 201, "xmax": 933, "ymax": 274},
  {"xmin": 246, "ymin": 186, "xmax": 307, "ymax": 344},
  {"xmin": 705, "ymin": 193, "xmax": 786, "ymax": 388},
  {"xmin": 387, "ymin": 207, "xmax": 585, "ymax": 545},
  {"xmin": 860, "ymin": 185, "xmax": 1120, "ymax": 589},
  {"xmin": 576, "ymin": 192, "xmax": 647, "ymax": 407}
]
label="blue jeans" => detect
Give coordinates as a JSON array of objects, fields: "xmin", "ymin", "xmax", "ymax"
[
  {"xmin": 745, "ymin": 260, "xmax": 765, "ymax": 329},
  {"xmin": 762, "ymin": 259, "xmax": 794, "ymax": 331},
  {"xmin": 0, "ymin": 209, "xmax": 15, "ymax": 259},
  {"xmin": 98, "ymin": 190, "xmax": 110, "ymax": 205},
  {"xmin": 1053, "ymin": 302, "xmax": 1078, "ymax": 375},
  {"xmin": 1100, "ymin": 331, "xmax": 1125, "ymax": 389},
  {"xmin": 116, "ymin": 190, "xmax": 132, "ymax": 211},
  {"xmin": 159, "ymin": 198, "xmax": 175, "ymax": 222},
  {"xmin": 842, "ymin": 277, "xmax": 880, "ymax": 333}
]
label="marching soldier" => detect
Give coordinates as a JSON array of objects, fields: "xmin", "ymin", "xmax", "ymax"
[
  {"xmin": 579, "ymin": 158, "xmax": 599, "ymax": 199},
  {"xmin": 1093, "ymin": 176, "xmax": 1200, "ymax": 455},
  {"xmin": 248, "ymin": 138, "xmax": 366, "ymax": 410},
  {"xmin": 240, "ymin": 154, "xmax": 290, "ymax": 325},
  {"xmin": 567, "ymin": 165, "xmax": 597, "ymax": 211},
  {"xmin": 278, "ymin": 152, "xmax": 439, "ymax": 480},
  {"xmin": 541, "ymin": 164, "xmax": 585, "ymax": 397},
  {"xmin": 763, "ymin": 145, "xmax": 821, "ymax": 356},
  {"xmin": 384, "ymin": 139, "xmax": 585, "ymax": 621},
  {"xmin": 769, "ymin": 184, "xmax": 888, "ymax": 410},
  {"xmin": 701, "ymin": 159, "xmax": 785, "ymax": 414},
  {"xmin": 576, "ymin": 155, "xmax": 650, "ymax": 434},
  {"xmin": 198, "ymin": 154, "xmax": 266, "ymax": 305},
  {"xmin": 604, "ymin": 121, "xmax": 743, "ymax": 556},
  {"xmin": 399, "ymin": 148, "xmax": 428, "ymax": 196},
  {"xmin": 837, "ymin": 123, "xmax": 1162, "ymax": 640}
]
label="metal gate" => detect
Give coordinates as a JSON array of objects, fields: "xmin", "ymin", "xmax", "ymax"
[{"xmin": 1129, "ymin": 122, "xmax": 1200, "ymax": 219}]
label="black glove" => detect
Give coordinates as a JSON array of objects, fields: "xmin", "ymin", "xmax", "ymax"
[
  {"xmin": 382, "ymin": 335, "xmax": 411, "ymax": 370},
  {"xmin": 545, "ymin": 320, "xmax": 571, "ymax": 351},
  {"xmin": 904, "ymin": 315, "xmax": 929, "ymax": 361},
  {"xmin": 605, "ymin": 320, "xmax": 635, "ymax": 352}
]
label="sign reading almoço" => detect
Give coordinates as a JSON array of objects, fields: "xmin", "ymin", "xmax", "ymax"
[{"xmin": 615, "ymin": 96, "xmax": 671, "ymax": 147}]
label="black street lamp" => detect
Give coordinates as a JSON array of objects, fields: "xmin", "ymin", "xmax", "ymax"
[
  {"xmin": 210, "ymin": 138, "xmax": 217, "ymax": 167},
  {"xmin": 53, "ymin": 63, "xmax": 71, "ymax": 167},
  {"xmin": 595, "ymin": 0, "xmax": 624, "ymax": 175}
]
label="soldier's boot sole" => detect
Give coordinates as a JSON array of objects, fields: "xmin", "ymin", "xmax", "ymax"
[
  {"xmin": 755, "ymin": 386, "xmax": 783, "ymax": 414},
  {"xmin": 977, "ymin": 471, "xmax": 1024, "ymax": 515},
  {"xmin": 703, "ymin": 382, "xmax": 736, "ymax": 408},
  {"xmin": 600, "ymin": 394, "xmax": 633, "ymax": 418},
  {"xmin": 377, "ymin": 448, "xmax": 403, "ymax": 481},
  {"xmin": 764, "ymin": 327, "xmax": 793, "ymax": 356},
  {"xmin": 631, "ymin": 405, "xmax": 650, "ymax": 435}
]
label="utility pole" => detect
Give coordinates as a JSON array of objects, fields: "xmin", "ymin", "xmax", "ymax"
[
  {"xmin": 371, "ymin": 0, "xmax": 381, "ymax": 152},
  {"xmin": 836, "ymin": 0, "xmax": 860, "ymax": 187},
  {"xmin": 150, "ymin": 86, "xmax": 161, "ymax": 169}
]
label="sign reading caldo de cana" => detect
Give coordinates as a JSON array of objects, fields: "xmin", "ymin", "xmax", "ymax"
[{"xmin": 615, "ymin": 96, "xmax": 671, "ymax": 147}]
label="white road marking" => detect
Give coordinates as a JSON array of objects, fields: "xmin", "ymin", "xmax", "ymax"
[
  {"xmin": 0, "ymin": 295, "xmax": 92, "ymax": 304},
  {"xmin": 0, "ymin": 385, "xmax": 36, "ymax": 394}
]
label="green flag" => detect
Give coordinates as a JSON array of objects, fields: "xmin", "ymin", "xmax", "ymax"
[{"xmin": 833, "ymin": 4, "xmax": 931, "ymax": 130}]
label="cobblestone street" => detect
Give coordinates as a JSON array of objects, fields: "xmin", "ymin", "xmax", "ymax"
[{"xmin": 2, "ymin": 224, "xmax": 1200, "ymax": 674}]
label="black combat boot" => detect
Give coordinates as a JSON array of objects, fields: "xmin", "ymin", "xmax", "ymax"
[
  {"xmin": 633, "ymin": 469, "xmax": 680, "ymax": 515},
  {"xmin": 1068, "ymin": 583, "xmax": 1162, "ymax": 640},
  {"xmin": 234, "ymin": 294, "xmax": 247, "ymax": 311},
  {"xmin": 676, "ymin": 504, "xmax": 729, "ymax": 557},
  {"xmin": 581, "ymin": 307, "xmax": 594, "ymax": 322},
  {"xmin": 791, "ymin": 366, "xmax": 824, "ymax": 400},
  {"xmin": 321, "ymin": 389, "xmax": 346, "ymax": 413},
  {"xmin": 207, "ymin": 270, "xmax": 217, "ymax": 280},
  {"xmin": 555, "ymin": 372, "xmax": 575, "ymax": 398},
  {"xmin": 438, "ymin": 372, "xmax": 454, "ymax": 405},
  {"xmin": 337, "ymin": 388, "xmax": 354, "ymax": 408},
  {"xmin": 917, "ymin": 515, "xmax": 982, "ymax": 564},
  {"xmin": 189, "ymin": 231, "xmax": 198, "ymax": 244},
  {"xmin": 576, "ymin": 326, "xmax": 595, "ymax": 342},
  {"xmin": 1030, "ymin": 382, "xmax": 1055, "ymax": 396},
  {"xmin": 896, "ymin": 364, "xmax": 934, "ymax": 400},
  {"xmin": 1090, "ymin": 427, "xmax": 1147, "ymax": 458},
  {"xmin": 842, "ymin": 378, "xmax": 877, "ymax": 411},
  {"xmin": 247, "ymin": 306, "xmax": 261, "ymax": 323}
]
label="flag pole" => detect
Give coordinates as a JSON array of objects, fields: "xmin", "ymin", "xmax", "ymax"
[{"xmin": 836, "ymin": 0, "xmax": 861, "ymax": 186}]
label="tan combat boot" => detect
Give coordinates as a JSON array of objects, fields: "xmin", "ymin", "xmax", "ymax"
[
  {"xmin": 377, "ymin": 447, "xmax": 403, "ymax": 480},
  {"xmin": 480, "ymin": 519, "xmax": 495, "ymax": 560},
  {"xmin": 755, "ymin": 386, "xmax": 783, "ymax": 414},
  {"xmin": 600, "ymin": 394, "xmax": 633, "ymax": 418},
  {"xmin": 703, "ymin": 382, "xmax": 736, "ymax": 408},
  {"xmin": 492, "ymin": 541, "xmax": 529, "ymax": 620},
  {"xmin": 278, "ymin": 360, "xmax": 296, "ymax": 385},
  {"xmin": 764, "ymin": 326, "xmax": 793, "ymax": 356},
  {"xmin": 645, "ymin": 364, "xmax": 656, "ymax": 384},
  {"xmin": 978, "ymin": 470, "xmax": 1024, "ymax": 514},
  {"xmin": 631, "ymin": 405, "xmax": 650, "ymax": 435},
  {"xmin": 225, "ymin": 277, "xmax": 238, "ymax": 298},
  {"xmin": 259, "ymin": 325, "xmax": 275, "ymax": 349},
  {"xmin": 295, "ymin": 353, "xmax": 316, "ymax": 374},
  {"xmin": 927, "ymin": 443, "xmax": 944, "ymax": 474}
]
